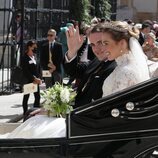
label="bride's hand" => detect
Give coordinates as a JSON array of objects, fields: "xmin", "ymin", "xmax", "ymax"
[{"xmin": 66, "ymin": 25, "xmax": 84, "ymax": 60}]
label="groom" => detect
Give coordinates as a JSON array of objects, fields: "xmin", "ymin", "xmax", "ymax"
[
  {"xmin": 64, "ymin": 23, "xmax": 116, "ymax": 108},
  {"xmin": 25, "ymin": 23, "xmax": 116, "ymax": 118}
]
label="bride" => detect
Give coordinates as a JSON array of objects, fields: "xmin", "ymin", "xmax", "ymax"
[
  {"xmin": 101, "ymin": 21, "xmax": 150, "ymax": 96},
  {"xmin": 3, "ymin": 21, "xmax": 150, "ymax": 139}
]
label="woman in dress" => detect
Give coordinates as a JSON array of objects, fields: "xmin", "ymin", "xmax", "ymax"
[
  {"xmin": 142, "ymin": 32, "xmax": 158, "ymax": 78},
  {"xmin": 5, "ymin": 21, "xmax": 150, "ymax": 139},
  {"xmin": 101, "ymin": 21, "xmax": 150, "ymax": 97},
  {"xmin": 142, "ymin": 32, "xmax": 158, "ymax": 62}
]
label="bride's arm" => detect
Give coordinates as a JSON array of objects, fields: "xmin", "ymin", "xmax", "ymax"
[
  {"xmin": 30, "ymin": 108, "xmax": 47, "ymax": 115},
  {"xmin": 23, "ymin": 108, "xmax": 47, "ymax": 121}
]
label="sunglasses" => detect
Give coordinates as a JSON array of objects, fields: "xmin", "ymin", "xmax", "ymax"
[{"xmin": 47, "ymin": 34, "xmax": 54, "ymax": 37}]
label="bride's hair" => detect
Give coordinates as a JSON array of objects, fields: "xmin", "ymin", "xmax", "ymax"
[
  {"xmin": 102, "ymin": 21, "xmax": 139, "ymax": 44},
  {"xmin": 102, "ymin": 21, "xmax": 149, "ymax": 81}
]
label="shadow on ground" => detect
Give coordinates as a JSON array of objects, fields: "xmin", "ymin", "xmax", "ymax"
[
  {"xmin": 0, "ymin": 114, "xmax": 19, "ymax": 120},
  {"xmin": 11, "ymin": 103, "xmax": 32, "ymax": 108}
]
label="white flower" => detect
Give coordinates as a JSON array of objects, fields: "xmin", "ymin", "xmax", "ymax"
[
  {"xmin": 60, "ymin": 88, "xmax": 70, "ymax": 103},
  {"xmin": 41, "ymin": 83, "xmax": 76, "ymax": 117},
  {"xmin": 43, "ymin": 104, "xmax": 51, "ymax": 111},
  {"xmin": 51, "ymin": 93, "xmax": 57, "ymax": 100}
]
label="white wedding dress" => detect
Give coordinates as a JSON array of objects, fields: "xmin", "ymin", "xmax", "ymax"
[
  {"xmin": 5, "ymin": 115, "xmax": 66, "ymax": 138},
  {"xmin": 102, "ymin": 38, "xmax": 150, "ymax": 97}
]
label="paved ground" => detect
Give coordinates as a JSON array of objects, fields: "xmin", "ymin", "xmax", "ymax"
[
  {"xmin": 0, "ymin": 92, "xmax": 35, "ymax": 123},
  {"xmin": 0, "ymin": 77, "xmax": 70, "ymax": 123}
]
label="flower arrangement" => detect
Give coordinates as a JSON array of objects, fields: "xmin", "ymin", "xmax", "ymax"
[{"xmin": 41, "ymin": 83, "xmax": 76, "ymax": 118}]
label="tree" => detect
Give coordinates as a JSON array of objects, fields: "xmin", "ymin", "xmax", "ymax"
[
  {"xmin": 69, "ymin": 0, "xmax": 91, "ymax": 23},
  {"xmin": 93, "ymin": 0, "xmax": 111, "ymax": 19}
]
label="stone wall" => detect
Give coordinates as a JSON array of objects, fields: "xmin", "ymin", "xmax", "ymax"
[{"xmin": 117, "ymin": 0, "xmax": 158, "ymax": 22}]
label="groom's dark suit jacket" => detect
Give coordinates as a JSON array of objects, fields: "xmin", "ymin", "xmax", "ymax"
[{"xmin": 64, "ymin": 57, "xmax": 117, "ymax": 108}]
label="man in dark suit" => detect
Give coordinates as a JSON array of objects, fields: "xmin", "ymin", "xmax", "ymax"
[
  {"xmin": 138, "ymin": 23, "xmax": 151, "ymax": 46},
  {"xmin": 64, "ymin": 23, "xmax": 117, "ymax": 108},
  {"xmin": 40, "ymin": 29, "xmax": 63, "ymax": 88}
]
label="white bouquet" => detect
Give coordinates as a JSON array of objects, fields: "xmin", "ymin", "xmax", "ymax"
[{"xmin": 41, "ymin": 83, "xmax": 76, "ymax": 118}]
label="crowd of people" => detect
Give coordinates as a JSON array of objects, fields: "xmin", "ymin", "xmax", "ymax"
[{"xmin": 3, "ymin": 17, "xmax": 158, "ymax": 139}]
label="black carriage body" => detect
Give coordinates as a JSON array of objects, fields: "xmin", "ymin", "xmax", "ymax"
[{"xmin": 1, "ymin": 78, "xmax": 158, "ymax": 158}]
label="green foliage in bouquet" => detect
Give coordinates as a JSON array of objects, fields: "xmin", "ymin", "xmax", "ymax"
[{"xmin": 41, "ymin": 83, "xmax": 76, "ymax": 118}]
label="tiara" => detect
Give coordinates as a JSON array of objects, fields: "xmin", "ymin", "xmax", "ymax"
[{"xmin": 103, "ymin": 22, "xmax": 128, "ymax": 33}]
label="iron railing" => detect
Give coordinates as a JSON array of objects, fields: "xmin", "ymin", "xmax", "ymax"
[{"xmin": 0, "ymin": 0, "xmax": 70, "ymax": 95}]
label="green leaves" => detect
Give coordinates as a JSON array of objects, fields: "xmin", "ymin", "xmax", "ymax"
[
  {"xmin": 41, "ymin": 83, "xmax": 76, "ymax": 118},
  {"xmin": 92, "ymin": 0, "xmax": 111, "ymax": 19},
  {"xmin": 69, "ymin": 0, "xmax": 111, "ymax": 23},
  {"xmin": 69, "ymin": 0, "xmax": 91, "ymax": 23}
]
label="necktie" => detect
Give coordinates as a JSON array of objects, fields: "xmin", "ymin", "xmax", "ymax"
[
  {"xmin": 49, "ymin": 43, "xmax": 53, "ymax": 63},
  {"xmin": 50, "ymin": 42, "xmax": 53, "ymax": 51}
]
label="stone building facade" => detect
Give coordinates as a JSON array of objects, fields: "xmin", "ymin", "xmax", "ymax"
[{"xmin": 117, "ymin": 0, "xmax": 158, "ymax": 22}]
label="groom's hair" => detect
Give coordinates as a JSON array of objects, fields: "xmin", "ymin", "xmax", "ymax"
[{"xmin": 88, "ymin": 23, "xmax": 105, "ymax": 36}]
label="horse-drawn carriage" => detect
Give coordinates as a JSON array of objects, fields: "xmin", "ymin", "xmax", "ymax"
[{"xmin": 0, "ymin": 77, "xmax": 158, "ymax": 158}]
